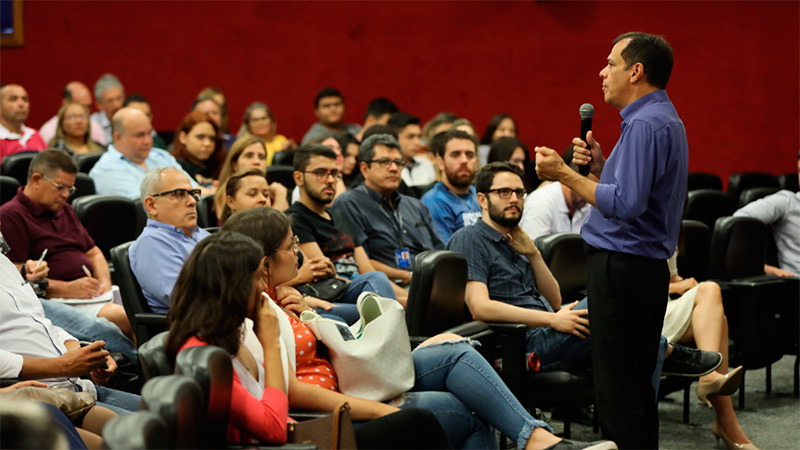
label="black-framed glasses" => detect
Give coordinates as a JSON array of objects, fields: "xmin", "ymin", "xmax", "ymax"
[
  {"xmin": 303, "ymin": 169, "xmax": 341, "ymax": 182},
  {"xmin": 487, "ymin": 188, "xmax": 527, "ymax": 200},
  {"xmin": 41, "ymin": 174, "xmax": 76, "ymax": 195},
  {"xmin": 368, "ymin": 158, "xmax": 405, "ymax": 169},
  {"xmin": 150, "ymin": 188, "xmax": 201, "ymax": 202}
]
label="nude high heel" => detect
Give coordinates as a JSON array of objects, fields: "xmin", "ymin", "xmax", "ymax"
[
  {"xmin": 697, "ymin": 365, "xmax": 744, "ymax": 407},
  {"xmin": 711, "ymin": 420, "xmax": 759, "ymax": 450}
]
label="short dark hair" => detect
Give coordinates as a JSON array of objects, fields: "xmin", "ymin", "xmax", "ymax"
[
  {"xmin": 362, "ymin": 124, "xmax": 398, "ymax": 141},
  {"xmin": 27, "ymin": 149, "xmax": 78, "ymax": 181},
  {"xmin": 363, "ymin": 97, "xmax": 399, "ymax": 122},
  {"xmin": 480, "ymin": 114, "xmax": 517, "ymax": 145},
  {"xmin": 614, "ymin": 32, "xmax": 673, "ymax": 90},
  {"xmin": 293, "ymin": 144, "xmax": 338, "ymax": 172},
  {"xmin": 430, "ymin": 129, "xmax": 478, "ymax": 158},
  {"xmin": 561, "ymin": 144, "xmax": 580, "ymax": 173},
  {"xmin": 359, "ymin": 134, "xmax": 401, "ymax": 164},
  {"xmin": 123, "ymin": 93, "xmax": 149, "ymax": 107},
  {"xmin": 475, "ymin": 162, "xmax": 524, "ymax": 194},
  {"xmin": 314, "ymin": 87, "xmax": 343, "ymax": 109},
  {"xmin": 387, "ymin": 112, "xmax": 421, "ymax": 131},
  {"xmin": 488, "ymin": 137, "xmax": 528, "ymax": 165}
]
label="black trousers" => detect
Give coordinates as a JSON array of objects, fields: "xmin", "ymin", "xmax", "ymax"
[
  {"xmin": 586, "ymin": 247, "xmax": 668, "ymax": 449},
  {"xmin": 354, "ymin": 408, "xmax": 452, "ymax": 449}
]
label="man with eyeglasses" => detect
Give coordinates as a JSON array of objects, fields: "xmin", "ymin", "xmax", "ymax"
[
  {"xmin": 0, "ymin": 149, "xmax": 136, "ymax": 359},
  {"xmin": 332, "ymin": 134, "xmax": 444, "ymax": 286},
  {"xmin": 129, "ymin": 167, "xmax": 209, "ymax": 314}
]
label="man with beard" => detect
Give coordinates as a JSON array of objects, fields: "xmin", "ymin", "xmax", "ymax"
[
  {"xmin": 421, "ymin": 129, "xmax": 482, "ymax": 243},
  {"xmin": 287, "ymin": 144, "xmax": 407, "ymax": 305},
  {"xmin": 332, "ymin": 134, "xmax": 444, "ymax": 286}
]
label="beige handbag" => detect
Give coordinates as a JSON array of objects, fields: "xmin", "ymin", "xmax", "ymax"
[
  {"xmin": 286, "ymin": 402, "xmax": 357, "ymax": 450},
  {"xmin": 1, "ymin": 386, "xmax": 96, "ymax": 423}
]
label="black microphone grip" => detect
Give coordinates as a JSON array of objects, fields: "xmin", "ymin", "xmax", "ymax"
[{"xmin": 579, "ymin": 117, "xmax": 592, "ymax": 176}]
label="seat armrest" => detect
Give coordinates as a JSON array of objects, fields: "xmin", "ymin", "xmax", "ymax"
[
  {"xmin": 135, "ymin": 313, "xmax": 168, "ymax": 325},
  {"xmin": 443, "ymin": 321, "xmax": 490, "ymax": 337},
  {"xmin": 0, "ymin": 378, "xmax": 19, "ymax": 388}
]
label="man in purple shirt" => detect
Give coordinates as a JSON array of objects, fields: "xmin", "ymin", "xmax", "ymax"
[{"xmin": 535, "ymin": 33, "xmax": 688, "ymax": 448}]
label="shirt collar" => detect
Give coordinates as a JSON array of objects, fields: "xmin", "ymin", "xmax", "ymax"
[
  {"xmin": 145, "ymin": 218, "xmax": 201, "ymax": 238},
  {"xmin": 0, "ymin": 122, "xmax": 36, "ymax": 142},
  {"xmin": 620, "ymin": 89, "xmax": 669, "ymax": 122},
  {"xmin": 362, "ymin": 184, "xmax": 401, "ymax": 208},
  {"xmin": 476, "ymin": 219, "xmax": 508, "ymax": 244}
]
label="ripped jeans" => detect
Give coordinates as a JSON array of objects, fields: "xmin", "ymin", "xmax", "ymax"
[{"xmin": 390, "ymin": 340, "xmax": 551, "ymax": 449}]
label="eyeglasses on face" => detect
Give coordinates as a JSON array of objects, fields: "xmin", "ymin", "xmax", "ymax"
[
  {"xmin": 279, "ymin": 235, "xmax": 300, "ymax": 255},
  {"xmin": 150, "ymin": 188, "xmax": 201, "ymax": 202},
  {"xmin": 303, "ymin": 169, "xmax": 342, "ymax": 182},
  {"xmin": 41, "ymin": 174, "xmax": 76, "ymax": 195},
  {"xmin": 368, "ymin": 158, "xmax": 405, "ymax": 169},
  {"xmin": 487, "ymin": 188, "xmax": 527, "ymax": 200}
]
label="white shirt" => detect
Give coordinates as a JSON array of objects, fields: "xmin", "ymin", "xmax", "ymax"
[
  {"xmin": 401, "ymin": 156, "xmax": 436, "ymax": 187},
  {"xmin": 90, "ymin": 111, "xmax": 112, "ymax": 145},
  {"xmin": 0, "ymin": 123, "xmax": 40, "ymax": 147},
  {"xmin": 734, "ymin": 190, "xmax": 800, "ymax": 276},
  {"xmin": 0, "ymin": 254, "xmax": 96, "ymax": 396},
  {"xmin": 520, "ymin": 181, "xmax": 592, "ymax": 240}
]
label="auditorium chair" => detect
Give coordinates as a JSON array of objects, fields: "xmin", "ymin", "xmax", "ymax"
[
  {"xmin": 727, "ymin": 172, "xmax": 779, "ymax": 203},
  {"xmin": 738, "ymin": 186, "xmax": 780, "ymax": 208},
  {"xmin": 676, "ymin": 220, "xmax": 711, "ymax": 282},
  {"xmin": 266, "ymin": 165, "xmax": 295, "ymax": 195},
  {"xmin": 778, "ymin": 173, "xmax": 799, "ymax": 192},
  {"xmin": 141, "ymin": 375, "xmax": 204, "ymax": 449},
  {"xmin": 683, "ymin": 189, "xmax": 736, "ymax": 230},
  {"xmin": 138, "ymin": 331, "xmax": 173, "ymax": 381},
  {"xmin": 196, "ymin": 194, "xmax": 216, "ymax": 229},
  {"xmin": 0, "ymin": 151, "xmax": 38, "ymax": 185},
  {"xmin": 103, "ymin": 411, "xmax": 169, "ymax": 450},
  {"xmin": 271, "ymin": 150, "xmax": 295, "ymax": 167},
  {"xmin": 134, "ymin": 199, "xmax": 148, "ymax": 238},
  {"xmin": 687, "ymin": 172, "xmax": 722, "ymax": 191},
  {"xmin": 75, "ymin": 151, "xmax": 104, "ymax": 174},
  {"xmin": 0, "ymin": 175, "xmax": 20, "ymax": 205},
  {"xmin": 72, "ymin": 195, "xmax": 138, "ymax": 259},
  {"xmin": 534, "ymin": 233, "xmax": 587, "ymax": 302},
  {"xmin": 110, "ymin": 241, "xmax": 168, "ymax": 346},
  {"xmin": 67, "ymin": 173, "xmax": 96, "ymax": 204}
]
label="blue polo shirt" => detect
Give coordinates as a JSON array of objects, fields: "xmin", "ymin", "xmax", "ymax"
[
  {"xmin": 448, "ymin": 220, "xmax": 552, "ymax": 313},
  {"xmin": 582, "ymin": 90, "xmax": 688, "ymax": 260},
  {"xmin": 421, "ymin": 182, "xmax": 482, "ymax": 243},
  {"xmin": 129, "ymin": 219, "xmax": 210, "ymax": 313}
]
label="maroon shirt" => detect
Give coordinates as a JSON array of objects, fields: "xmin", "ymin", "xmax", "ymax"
[{"xmin": 0, "ymin": 187, "xmax": 95, "ymax": 281}]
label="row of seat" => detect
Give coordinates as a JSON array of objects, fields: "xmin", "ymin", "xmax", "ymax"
[{"xmin": 688, "ymin": 171, "xmax": 798, "ymax": 197}]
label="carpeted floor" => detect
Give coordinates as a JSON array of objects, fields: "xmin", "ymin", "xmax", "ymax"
[{"xmin": 551, "ymin": 355, "xmax": 800, "ymax": 449}]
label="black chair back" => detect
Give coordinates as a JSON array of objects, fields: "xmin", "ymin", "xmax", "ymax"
[
  {"xmin": 676, "ymin": 220, "xmax": 711, "ymax": 281},
  {"xmin": 271, "ymin": 150, "xmax": 295, "ymax": 167},
  {"xmin": 738, "ymin": 187, "xmax": 781, "ymax": 208},
  {"xmin": 708, "ymin": 216, "xmax": 767, "ymax": 281},
  {"xmin": 134, "ymin": 199, "xmax": 148, "ymax": 238},
  {"xmin": 72, "ymin": 195, "xmax": 138, "ymax": 259},
  {"xmin": 0, "ymin": 151, "xmax": 38, "ymax": 185},
  {"xmin": 778, "ymin": 173, "xmax": 799, "ymax": 192},
  {"xmin": 267, "ymin": 165, "xmax": 296, "ymax": 192},
  {"xmin": 141, "ymin": 375, "xmax": 204, "ymax": 449},
  {"xmin": 67, "ymin": 173, "xmax": 96, "ymax": 204},
  {"xmin": 0, "ymin": 175, "xmax": 20, "ymax": 205},
  {"xmin": 683, "ymin": 189, "xmax": 736, "ymax": 230},
  {"xmin": 103, "ymin": 411, "xmax": 169, "ymax": 450},
  {"xmin": 196, "ymin": 194, "xmax": 216, "ymax": 229},
  {"xmin": 687, "ymin": 172, "xmax": 722, "ymax": 191},
  {"xmin": 727, "ymin": 172, "xmax": 779, "ymax": 202},
  {"xmin": 138, "ymin": 331, "xmax": 173, "ymax": 381},
  {"xmin": 534, "ymin": 233, "xmax": 587, "ymax": 302},
  {"xmin": 76, "ymin": 152, "xmax": 104, "ymax": 174},
  {"xmin": 175, "ymin": 346, "xmax": 233, "ymax": 450},
  {"xmin": 406, "ymin": 250, "xmax": 470, "ymax": 337}
]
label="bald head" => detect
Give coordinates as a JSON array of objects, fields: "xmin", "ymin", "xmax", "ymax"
[
  {"xmin": 112, "ymin": 107, "xmax": 153, "ymax": 163},
  {"xmin": 64, "ymin": 81, "xmax": 93, "ymax": 108}
]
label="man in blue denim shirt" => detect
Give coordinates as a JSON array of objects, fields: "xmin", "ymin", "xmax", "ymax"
[{"xmin": 535, "ymin": 33, "xmax": 688, "ymax": 449}]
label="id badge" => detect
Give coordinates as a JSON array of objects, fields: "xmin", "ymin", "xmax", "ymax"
[{"xmin": 395, "ymin": 248, "xmax": 411, "ymax": 269}]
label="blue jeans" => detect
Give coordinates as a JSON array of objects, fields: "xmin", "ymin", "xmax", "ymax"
[
  {"xmin": 40, "ymin": 299, "xmax": 138, "ymax": 362},
  {"xmin": 95, "ymin": 385, "xmax": 140, "ymax": 414},
  {"xmin": 395, "ymin": 341, "xmax": 551, "ymax": 449},
  {"xmin": 315, "ymin": 272, "xmax": 398, "ymax": 325}
]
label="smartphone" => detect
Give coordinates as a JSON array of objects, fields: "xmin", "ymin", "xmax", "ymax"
[{"xmin": 79, "ymin": 341, "xmax": 109, "ymax": 370}]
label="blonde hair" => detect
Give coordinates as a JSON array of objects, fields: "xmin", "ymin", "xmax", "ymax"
[{"xmin": 49, "ymin": 102, "xmax": 103, "ymax": 153}]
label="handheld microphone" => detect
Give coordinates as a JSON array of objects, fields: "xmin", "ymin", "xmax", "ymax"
[{"xmin": 579, "ymin": 103, "xmax": 594, "ymax": 176}]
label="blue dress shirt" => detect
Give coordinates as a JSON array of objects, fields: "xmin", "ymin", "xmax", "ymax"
[
  {"xmin": 582, "ymin": 90, "xmax": 688, "ymax": 260},
  {"xmin": 129, "ymin": 219, "xmax": 210, "ymax": 313},
  {"xmin": 421, "ymin": 182, "xmax": 482, "ymax": 243}
]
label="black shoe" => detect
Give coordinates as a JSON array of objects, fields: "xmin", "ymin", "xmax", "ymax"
[
  {"xmin": 662, "ymin": 344, "xmax": 722, "ymax": 377},
  {"xmin": 544, "ymin": 439, "xmax": 618, "ymax": 450},
  {"xmin": 552, "ymin": 406, "xmax": 595, "ymax": 427}
]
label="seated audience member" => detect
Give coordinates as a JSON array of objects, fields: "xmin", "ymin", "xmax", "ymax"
[
  {"xmin": 354, "ymin": 97, "xmax": 398, "ymax": 141},
  {"xmin": 479, "ymin": 114, "xmax": 518, "ymax": 167},
  {"xmin": 123, "ymin": 94, "xmax": 167, "ymax": 149},
  {"xmin": 0, "ymin": 84, "xmax": 47, "ymax": 162},
  {"xmin": 287, "ymin": 145, "xmax": 406, "ymax": 302},
  {"xmin": 49, "ymin": 102, "xmax": 105, "ymax": 156},
  {"xmin": 520, "ymin": 146, "xmax": 591, "ymax": 240},
  {"xmin": 293, "ymin": 135, "xmax": 348, "ymax": 203},
  {"xmin": 447, "ymin": 163, "xmax": 721, "ymax": 377},
  {"xmin": 489, "ymin": 136, "xmax": 540, "ymax": 192},
  {"xmin": 196, "ymin": 87, "xmax": 236, "ymax": 149},
  {"xmin": 421, "ymin": 130, "xmax": 481, "ymax": 243},
  {"xmin": 89, "ymin": 108, "xmax": 198, "ymax": 198},
  {"xmin": 733, "ymin": 154, "xmax": 799, "ymax": 277},
  {"xmin": 89, "ymin": 74, "xmax": 125, "ymax": 146},
  {"xmin": 170, "ymin": 111, "xmax": 225, "ymax": 186},
  {"xmin": 451, "ymin": 118, "xmax": 477, "ymax": 136},
  {"xmin": 226, "ymin": 207, "xmax": 617, "ymax": 450},
  {"xmin": 332, "ymin": 134, "xmax": 444, "ymax": 286},
  {"xmin": 334, "ymin": 131, "xmax": 360, "ymax": 187},
  {"xmin": 39, "ymin": 81, "xmax": 105, "ymax": 144},
  {"xmin": 237, "ymin": 102, "xmax": 294, "ymax": 165},
  {"xmin": 0, "ymin": 251, "xmax": 140, "ymax": 414},
  {"xmin": 129, "ymin": 168, "xmax": 210, "ymax": 314},
  {"xmin": 421, "ymin": 111, "xmax": 458, "ymax": 145},
  {"xmin": 220, "ymin": 169, "xmax": 276, "ymax": 225},
  {"xmin": 0, "ymin": 150, "xmax": 134, "ymax": 343},
  {"xmin": 388, "ymin": 112, "xmax": 436, "ymax": 188},
  {"xmin": 301, "ymin": 87, "xmax": 361, "ymax": 145}
]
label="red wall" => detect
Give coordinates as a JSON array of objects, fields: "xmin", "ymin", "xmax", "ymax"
[{"xmin": 2, "ymin": 1, "xmax": 798, "ymax": 185}]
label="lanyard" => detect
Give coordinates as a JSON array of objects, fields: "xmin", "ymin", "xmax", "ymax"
[
  {"xmin": 448, "ymin": 187, "xmax": 480, "ymax": 213},
  {"xmin": 362, "ymin": 185, "xmax": 405, "ymax": 247}
]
